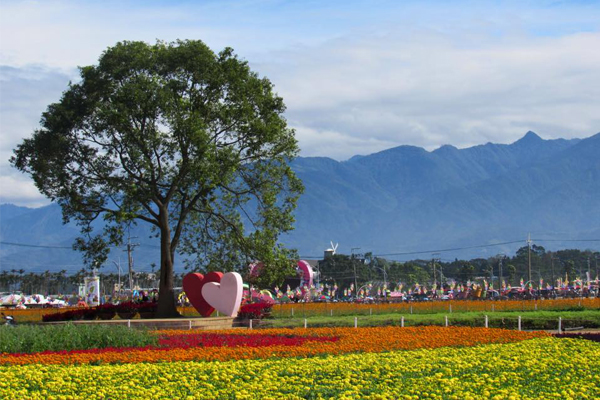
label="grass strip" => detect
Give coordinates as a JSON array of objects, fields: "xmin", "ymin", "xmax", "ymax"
[
  {"xmin": 264, "ymin": 309, "xmax": 600, "ymax": 330},
  {"xmin": 0, "ymin": 323, "xmax": 157, "ymax": 354}
]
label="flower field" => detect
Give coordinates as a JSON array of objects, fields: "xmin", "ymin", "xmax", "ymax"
[
  {"xmin": 1, "ymin": 326, "xmax": 545, "ymax": 365},
  {"xmin": 1, "ymin": 326, "xmax": 598, "ymax": 399},
  {"xmin": 1, "ymin": 335, "xmax": 598, "ymax": 399}
]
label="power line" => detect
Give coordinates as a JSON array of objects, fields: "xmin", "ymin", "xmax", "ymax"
[
  {"xmin": 374, "ymin": 239, "xmax": 525, "ymax": 257},
  {"xmin": 0, "ymin": 241, "xmax": 73, "ymax": 249},
  {"xmin": 0, "ymin": 241, "xmax": 162, "ymax": 250},
  {"xmin": 532, "ymin": 239, "xmax": 600, "ymax": 242},
  {"xmin": 2, "ymin": 236, "xmax": 599, "ymax": 268}
]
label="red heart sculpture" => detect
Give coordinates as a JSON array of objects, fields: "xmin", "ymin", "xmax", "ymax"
[{"xmin": 183, "ymin": 272, "xmax": 223, "ymax": 317}]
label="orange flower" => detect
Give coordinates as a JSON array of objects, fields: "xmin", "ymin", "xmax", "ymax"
[
  {"xmin": 270, "ymin": 298, "xmax": 599, "ymax": 316},
  {"xmin": 0, "ymin": 326, "xmax": 548, "ymax": 365}
]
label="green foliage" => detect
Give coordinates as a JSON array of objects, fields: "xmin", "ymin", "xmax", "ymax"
[
  {"xmin": 318, "ymin": 255, "xmax": 374, "ymax": 291},
  {"xmin": 458, "ymin": 264, "xmax": 476, "ymax": 282},
  {"xmin": 386, "ymin": 261, "xmax": 431, "ymax": 286},
  {"xmin": 0, "ymin": 323, "xmax": 157, "ymax": 354}
]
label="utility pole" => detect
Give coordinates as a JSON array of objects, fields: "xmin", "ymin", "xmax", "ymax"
[
  {"xmin": 551, "ymin": 256, "xmax": 557, "ymax": 288},
  {"xmin": 432, "ymin": 253, "xmax": 441, "ymax": 289},
  {"xmin": 527, "ymin": 233, "xmax": 532, "ymax": 287},
  {"xmin": 351, "ymin": 247, "xmax": 360, "ymax": 295},
  {"xmin": 498, "ymin": 255, "xmax": 503, "ymax": 288},
  {"xmin": 431, "ymin": 257, "xmax": 437, "ymax": 287},
  {"xmin": 124, "ymin": 235, "xmax": 139, "ymax": 291},
  {"xmin": 383, "ymin": 267, "xmax": 388, "ymax": 298}
]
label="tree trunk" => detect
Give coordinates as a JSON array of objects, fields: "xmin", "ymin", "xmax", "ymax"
[{"xmin": 156, "ymin": 210, "xmax": 181, "ymax": 318}]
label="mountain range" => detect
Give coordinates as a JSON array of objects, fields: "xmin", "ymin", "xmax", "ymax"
[{"xmin": 1, "ymin": 131, "xmax": 599, "ymax": 273}]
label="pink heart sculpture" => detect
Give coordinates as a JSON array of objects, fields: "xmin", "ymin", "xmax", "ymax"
[
  {"xmin": 182, "ymin": 272, "xmax": 223, "ymax": 317},
  {"xmin": 201, "ymin": 272, "xmax": 243, "ymax": 317}
]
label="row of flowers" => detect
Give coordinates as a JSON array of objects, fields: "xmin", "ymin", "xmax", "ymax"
[
  {"xmin": 1, "ymin": 337, "xmax": 598, "ymax": 399},
  {"xmin": 41, "ymin": 302, "xmax": 158, "ymax": 322},
  {"xmin": 5, "ymin": 333, "xmax": 338, "ymax": 358},
  {"xmin": 0, "ymin": 326, "xmax": 547, "ymax": 365},
  {"xmin": 270, "ymin": 298, "xmax": 600, "ymax": 316}
]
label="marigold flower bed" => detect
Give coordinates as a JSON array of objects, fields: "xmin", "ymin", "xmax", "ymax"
[
  {"xmin": 1, "ymin": 337, "xmax": 598, "ymax": 400},
  {"xmin": 0, "ymin": 326, "xmax": 547, "ymax": 365},
  {"xmin": 272, "ymin": 297, "xmax": 600, "ymax": 316}
]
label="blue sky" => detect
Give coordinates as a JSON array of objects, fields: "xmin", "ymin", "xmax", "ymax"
[{"xmin": 1, "ymin": 0, "xmax": 599, "ymax": 206}]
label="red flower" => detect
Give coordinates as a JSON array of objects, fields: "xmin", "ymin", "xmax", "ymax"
[{"xmin": 238, "ymin": 303, "xmax": 272, "ymax": 319}]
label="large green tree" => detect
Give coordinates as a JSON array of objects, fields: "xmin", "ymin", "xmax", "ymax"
[{"xmin": 11, "ymin": 40, "xmax": 303, "ymax": 317}]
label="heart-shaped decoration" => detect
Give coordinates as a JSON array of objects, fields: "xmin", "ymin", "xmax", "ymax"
[
  {"xmin": 201, "ymin": 272, "xmax": 243, "ymax": 317},
  {"xmin": 183, "ymin": 272, "xmax": 223, "ymax": 317}
]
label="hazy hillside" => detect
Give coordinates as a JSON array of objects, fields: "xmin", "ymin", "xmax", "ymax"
[
  {"xmin": 281, "ymin": 131, "xmax": 599, "ymax": 258},
  {"xmin": 1, "ymin": 131, "xmax": 599, "ymax": 272},
  {"xmin": 0, "ymin": 204, "xmax": 161, "ymax": 273}
]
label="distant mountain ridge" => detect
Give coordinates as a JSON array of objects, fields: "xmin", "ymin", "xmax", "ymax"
[
  {"xmin": 282, "ymin": 131, "xmax": 599, "ymax": 258},
  {"xmin": 1, "ymin": 131, "xmax": 599, "ymax": 272}
]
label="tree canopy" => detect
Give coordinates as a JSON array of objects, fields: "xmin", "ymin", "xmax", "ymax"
[{"xmin": 11, "ymin": 40, "xmax": 303, "ymax": 316}]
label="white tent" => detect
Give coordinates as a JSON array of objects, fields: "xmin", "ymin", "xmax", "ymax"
[{"xmin": 0, "ymin": 294, "xmax": 24, "ymax": 306}]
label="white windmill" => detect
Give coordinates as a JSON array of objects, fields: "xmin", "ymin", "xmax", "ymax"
[{"xmin": 324, "ymin": 241, "xmax": 338, "ymax": 259}]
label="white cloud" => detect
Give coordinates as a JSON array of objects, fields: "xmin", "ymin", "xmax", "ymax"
[
  {"xmin": 292, "ymin": 126, "xmax": 399, "ymax": 160},
  {"xmin": 264, "ymin": 30, "xmax": 600, "ymax": 154},
  {"xmin": 0, "ymin": 172, "xmax": 49, "ymax": 207}
]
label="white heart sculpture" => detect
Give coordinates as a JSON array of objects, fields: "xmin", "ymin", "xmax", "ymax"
[{"xmin": 201, "ymin": 272, "xmax": 243, "ymax": 317}]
